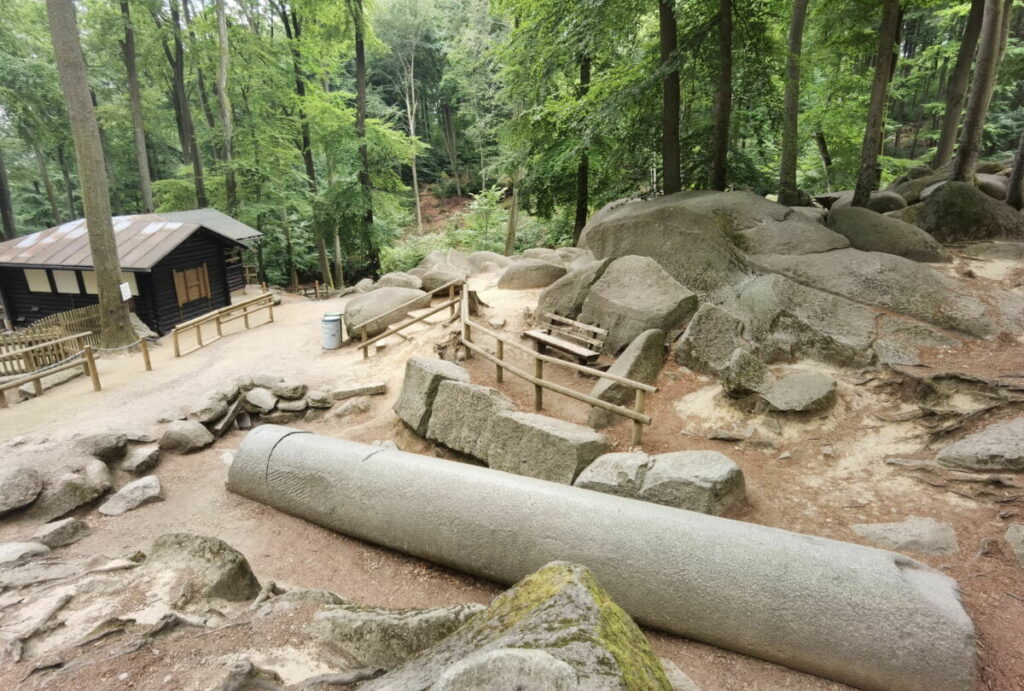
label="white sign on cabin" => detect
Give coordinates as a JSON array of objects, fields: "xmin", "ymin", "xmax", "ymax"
[{"xmin": 120, "ymin": 281, "xmax": 132, "ymax": 302}]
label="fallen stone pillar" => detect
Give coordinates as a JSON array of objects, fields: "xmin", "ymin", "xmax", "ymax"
[{"xmin": 228, "ymin": 425, "xmax": 975, "ymax": 691}]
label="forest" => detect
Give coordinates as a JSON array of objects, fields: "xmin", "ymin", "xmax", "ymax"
[{"xmin": 1, "ymin": 0, "xmax": 1022, "ymax": 288}]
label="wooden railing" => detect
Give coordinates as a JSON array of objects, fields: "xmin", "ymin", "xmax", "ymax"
[
  {"xmin": 0, "ymin": 334, "xmax": 102, "ymax": 408},
  {"xmin": 459, "ymin": 294, "xmax": 657, "ymax": 445},
  {"xmin": 32, "ymin": 304, "xmax": 102, "ymax": 346},
  {"xmin": 349, "ymin": 280, "xmax": 462, "ymax": 352},
  {"xmin": 0, "ymin": 331, "xmax": 92, "ymax": 377},
  {"xmin": 172, "ymin": 292, "xmax": 274, "ymax": 357}
]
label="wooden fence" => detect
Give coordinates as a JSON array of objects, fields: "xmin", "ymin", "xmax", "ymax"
[
  {"xmin": 458, "ymin": 294, "xmax": 657, "ymax": 445},
  {"xmin": 32, "ymin": 304, "xmax": 102, "ymax": 346},
  {"xmin": 349, "ymin": 280, "xmax": 462, "ymax": 355},
  {"xmin": 172, "ymin": 292, "xmax": 275, "ymax": 357},
  {"xmin": 0, "ymin": 336, "xmax": 101, "ymax": 408}
]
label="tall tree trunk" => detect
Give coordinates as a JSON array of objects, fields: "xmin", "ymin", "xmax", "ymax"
[
  {"xmin": 283, "ymin": 212, "xmax": 298, "ymax": 291},
  {"xmin": 352, "ymin": 0, "xmax": 379, "ymax": 275},
  {"xmin": 659, "ymin": 0, "xmax": 681, "ymax": 194},
  {"xmin": 34, "ymin": 144, "xmax": 60, "ymax": 225},
  {"xmin": 852, "ymin": 0, "xmax": 900, "ymax": 207},
  {"xmin": 90, "ymin": 89, "xmax": 123, "ymax": 215},
  {"xmin": 814, "ymin": 131, "xmax": 832, "ymax": 191},
  {"xmin": 573, "ymin": 56, "xmax": 591, "ymax": 242},
  {"xmin": 56, "ymin": 143, "xmax": 76, "ymax": 218},
  {"xmin": 778, "ymin": 0, "xmax": 810, "ymax": 206},
  {"xmin": 1008, "ymin": 129, "xmax": 1024, "ymax": 209},
  {"xmin": 333, "ymin": 231, "xmax": 345, "ymax": 288},
  {"xmin": 441, "ymin": 103, "xmax": 462, "ymax": 196},
  {"xmin": 951, "ymin": 0, "xmax": 1006, "ymax": 182},
  {"xmin": 505, "ymin": 166, "xmax": 523, "ymax": 255},
  {"xmin": 182, "ymin": 0, "xmax": 220, "ymax": 142},
  {"xmin": 710, "ymin": 0, "xmax": 732, "ymax": 190},
  {"xmin": 215, "ymin": 0, "xmax": 237, "ymax": 212},
  {"xmin": 0, "ymin": 144, "xmax": 15, "ymax": 240},
  {"xmin": 406, "ymin": 78, "xmax": 423, "ymax": 230},
  {"xmin": 46, "ymin": 0, "xmax": 135, "ymax": 347},
  {"xmin": 120, "ymin": 0, "xmax": 153, "ymax": 212},
  {"xmin": 933, "ymin": 0, "xmax": 984, "ymax": 169},
  {"xmin": 170, "ymin": 0, "xmax": 207, "ymax": 206}
]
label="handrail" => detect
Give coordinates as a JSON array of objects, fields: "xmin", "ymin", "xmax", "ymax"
[
  {"xmin": 358, "ymin": 297, "xmax": 461, "ymax": 359},
  {"xmin": 174, "ymin": 292, "xmax": 273, "ymax": 330},
  {"xmin": 0, "ymin": 345, "xmax": 102, "ymax": 408},
  {"xmin": 347, "ymin": 279, "xmax": 462, "ymax": 334},
  {"xmin": 173, "ymin": 292, "xmax": 275, "ymax": 357},
  {"xmin": 0, "ymin": 331, "xmax": 93, "ymax": 360}
]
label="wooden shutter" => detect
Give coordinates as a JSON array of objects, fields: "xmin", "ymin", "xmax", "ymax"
[
  {"xmin": 173, "ymin": 270, "xmax": 188, "ymax": 306},
  {"xmin": 199, "ymin": 263, "xmax": 211, "ymax": 299}
]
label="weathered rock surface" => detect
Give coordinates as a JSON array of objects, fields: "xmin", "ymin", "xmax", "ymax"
[
  {"xmin": 673, "ymin": 303, "xmax": 747, "ymax": 374},
  {"xmin": 497, "ymin": 259, "xmax": 567, "ymax": 290},
  {"xmin": 1006, "ymin": 524, "xmax": 1024, "ymax": 567},
  {"xmin": 421, "ymin": 262, "xmax": 469, "ymax": 293},
  {"xmin": 579, "ymin": 192, "xmax": 749, "ymax": 291},
  {"xmin": 589, "ymin": 329, "xmax": 664, "ymax": 428},
  {"xmin": 277, "ymin": 398, "xmax": 308, "ymax": 413},
  {"xmin": 0, "ymin": 542, "xmax": 50, "ymax": 565},
  {"xmin": 0, "ymin": 466, "xmax": 43, "ymax": 514},
  {"xmin": 572, "ymin": 452, "xmax": 650, "ymax": 499},
  {"xmin": 121, "ymin": 445, "xmax": 160, "ymax": 475},
  {"xmin": 468, "ymin": 250, "xmax": 513, "ymax": 272},
  {"xmin": 159, "ymin": 419, "xmax": 215, "ymax": 453},
  {"xmin": 313, "ymin": 602, "xmax": 485, "ymax": 669},
  {"xmin": 271, "ymin": 380, "xmax": 307, "ymax": 400},
  {"xmin": 32, "ymin": 460, "xmax": 111, "ymax": 521},
  {"xmin": 750, "ymin": 248, "xmax": 994, "ymax": 337},
  {"xmin": 580, "ymin": 255, "xmax": 698, "ymax": 353},
  {"xmin": 917, "ymin": 181, "xmax": 1024, "ymax": 242},
  {"xmin": 243, "ymin": 387, "xmax": 278, "ymax": 413},
  {"xmin": 32, "ymin": 517, "xmax": 89, "ymax": 548},
  {"xmin": 677, "ymin": 190, "xmax": 792, "ymax": 230},
  {"xmin": 344, "ymin": 287, "xmax": 431, "ymax": 337},
  {"xmin": 485, "ymin": 412, "xmax": 609, "ymax": 484},
  {"xmin": 761, "ymin": 371, "xmax": 837, "ymax": 412},
  {"xmin": 537, "ymin": 258, "xmax": 611, "ymax": 319},
  {"xmin": 375, "ymin": 271, "xmax": 423, "ymax": 290},
  {"xmin": 936, "ymin": 418, "xmax": 1024, "ymax": 471},
  {"xmin": 394, "ymin": 358, "xmax": 471, "ymax": 435},
  {"xmin": 790, "ymin": 206, "xmax": 828, "ymax": 224},
  {"xmin": 333, "ymin": 382, "xmax": 387, "ymax": 400},
  {"xmin": 740, "ymin": 218, "xmax": 849, "ymax": 256},
  {"xmin": 719, "ymin": 348, "xmax": 771, "ymax": 397},
  {"xmin": 305, "ymin": 389, "xmax": 334, "ymax": 408},
  {"xmin": 426, "ymin": 381, "xmax": 515, "ymax": 459},
  {"xmin": 826, "ymin": 206, "xmax": 950, "ymax": 262},
  {"xmin": 144, "ymin": 533, "xmax": 261, "ymax": 603},
  {"xmin": 662, "ymin": 659, "xmax": 703, "ymax": 691},
  {"xmin": 851, "ymin": 516, "xmax": 959, "ymax": 555},
  {"xmin": 363, "ymin": 562, "xmax": 671, "ymax": 690},
  {"xmin": 826, "ymin": 189, "xmax": 907, "ymax": 214},
  {"xmin": 99, "ymin": 476, "xmax": 162, "ymax": 516},
  {"xmin": 189, "ymin": 394, "xmax": 228, "ymax": 424},
  {"xmin": 75, "ymin": 432, "xmax": 127, "ymax": 462}
]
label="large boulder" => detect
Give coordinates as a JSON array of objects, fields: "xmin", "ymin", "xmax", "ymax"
[
  {"xmin": 976, "ymin": 173, "xmax": 1008, "ymax": 200},
  {"xmin": 497, "ymin": 259, "xmax": 567, "ymax": 290},
  {"xmin": 936, "ymin": 418, "xmax": 1024, "ymax": 471},
  {"xmin": 313, "ymin": 602, "xmax": 485, "ymax": 669},
  {"xmin": 75, "ymin": 432, "xmax": 128, "ymax": 462},
  {"xmin": 676, "ymin": 190, "xmax": 792, "ymax": 230},
  {"xmin": 484, "ymin": 412, "xmax": 609, "ymax": 484},
  {"xmin": 760, "ymin": 371, "xmax": 837, "ymax": 412},
  {"xmin": 536, "ymin": 258, "xmax": 611, "ymax": 319},
  {"xmin": 579, "ymin": 193, "xmax": 749, "ymax": 292},
  {"xmin": 589, "ymin": 329, "xmax": 664, "ymax": 429},
  {"xmin": 817, "ymin": 190, "xmax": 907, "ymax": 213},
  {"xmin": 426, "ymin": 381, "xmax": 515, "ymax": 459},
  {"xmin": 144, "ymin": 533, "xmax": 261, "ymax": 603},
  {"xmin": 574, "ymin": 450, "xmax": 745, "ymax": 516},
  {"xmin": 739, "ymin": 218, "xmax": 849, "ymax": 256},
  {"xmin": 579, "ymin": 256, "xmax": 698, "ymax": 354},
  {"xmin": 363, "ymin": 562, "xmax": 671, "ymax": 690},
  {"xmin": 468, "ymin": 250, "xmax": 513, "ymax": 272},
  {"xmin": 851, "ymin": 516, "xmax": 959, "ymax": 555},
  {"xmin": 826, "ymin": 206, "xmax": 950, "ymax": 262},
  {"xmin": 749, "ymin": 249, "xmax": 994, "ymax": 338},
  {"xmin": 719, "ymin": 347, "xmax": 771, "ymax": 397},
  {"xmin": 673, "ymin": 303, "xmax": 748, "ymax": 374},
  {"xmin": 159, "ymin": 419, "xmax": 215, "ymax": 453},
  {"xmin": 32, "ymin": 517, "xmax": 89, "ymax": 548},
  {"xmin": 0, "ymin": 466, "xmax": 43, "ymax": 514},
  {"xmin": 393, "ymin": 358, "xmax": 471, "ymax": 436},
  {"xmin": 31, "ymin": 459, "xmax": 111, "ymax": 521},
  {"xmin": 374, "ymin": 271, "xmax": 423, "ymax": 290},
  {"xmin": 344, "ymin": 287, "xmax": 431, "ymax": 337},
  {"xmin": 917, "ymin": 181, "xmax": 1024, "ymax": 242},
  {"xmin": 422, "ymin": 262, "xmax": 469, "ymax": 293}
]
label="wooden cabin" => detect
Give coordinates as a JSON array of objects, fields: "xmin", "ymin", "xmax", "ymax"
[{"xmin": 0, "ymin": 212, "xmax": 258, "ymax": 335}]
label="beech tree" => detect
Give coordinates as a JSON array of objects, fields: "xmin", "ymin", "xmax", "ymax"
[
  {"xmin": 45, "ymin": 0, "xmax": 135, "ymax": 347},
  {"xmin": 778, "ymin": 0, "xmax": 809, "ymax": 206}
]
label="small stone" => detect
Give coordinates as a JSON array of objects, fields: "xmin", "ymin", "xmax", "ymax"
[
  {"xmin": 719, "ymin": 348, "xmax": 771, "ymax": 397},
  {"xmin": 306, "ymin": 390, "xmax": 334, "ymax": 408},
  {"xmin": 235, "ymin": 412, "xmax": 252, "ymax": 430},
  {"xmin": 777, "ymin": 451, "xmax": 792, "ymax": 460},
  {"xmin": 251, "ymin": 374, "xmax": 284, "ymax": 389},
  {"xmin": 277, "ymin": 398, "xmax": 308, "ymax": 413},
  {"xmin": 0, "ymin": 542, "xmax": 50, "ymax": 565},
  {"xmin": 487, "ymin": 318, "xmax": 507, "ymax": 330},
  {"xmin": 32, "ymin": 517, "xmax": 89, "ymax": 548},
  {"xmin": 333, "ymin": 382, "xmax": 387, "ymax": 400},
  {"xmin": 334, "ymin": 398, "xmax": 371, "ymax": 419},
  {"xmin": 220, "ymin": 451, "xmax": 235, "ymax": 468},
  {"xmin": 271, "ymin": 381, "xmax": 307, "ymax": 400},
  {"xmin": 708, "ymin": 427, "xmax": 753, "ymax": 442},
  {"xmin": 99, "ymin": 476, "xmax": 162, "ymax": 516},
  {"xmin": 121, "ymin": 445, "xmax": 160, "ymax": 475},
  {"xmin": 761, "ymin": 371, "xmax": 837, "ymax": 412},
  {"xmin": 121, "ymin": 426, "xmax": 158, "ymax": 443},
  {"xmin": 189, "ymin": 395, "xmax": 228, "ymax": 424},
  {"xmin": 261, "ymin": 411, "xmax": 302, "ymax": 424},
  {"xmin": 159, "ymin": 420, "xmax": 214, "ymax": 453},
  {"xmin": 244, "ymin": 387, "xmax": 278, "ymax": 414},
  {"xmin": 145, "ymin": 533, "xmax": 260, "ymax": 602},
  {"xmin": 75, "ymin": 432, "xmax": 128, "ymax": 462},
  {"xmin": 937, "ymin": 418, "xmax": 1024, "ymax": 471},
  {"xmin": 0, "ymin": 466, "xmax": 43, "ymax": 514},
  {"xmin": 851, "ymin": 516, "xmax": 959, "ymax": 555},
  {"xmin": 821, "ymin": 445, "xmax": 835, "ymax": 457}
]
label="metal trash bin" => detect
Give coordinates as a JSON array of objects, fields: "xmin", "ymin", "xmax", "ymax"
[{"xmin": 321, "ymin": 314, "xmax": 342, "ymax": 350}]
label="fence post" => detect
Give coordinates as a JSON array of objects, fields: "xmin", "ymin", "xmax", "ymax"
[
  {"xmin": 496, "ymin": 339, "xmax": 504, "ymax": 383},
  {"xmin": 84, "ymin": 346, "xmax": 101, "ymax": 391},
  {"xmin": 631, "ymin": 389, "xmax": 647, "ymax": 446},
  {"xmin": 215, "ymin": 313, "xmax": 223, "ymax": 338},
  {"xmin": 196, "ymin": 324, "xmax": 204, "ymax": 348},
  {"xmin": 140, "ymin": 338, "xmax": 152, "ymax": 372},
  {"xmin": 243, "ymin": 303, "xmax": 251, "ymax": 329},
  {"xmin": 448, "ymin": 283, "xmax": 455, "ymax": 316},
  {"xmin": 76, "ymin": 335, "xmax": 89, "ymax": 376},
  {"xmin": 268, "ymin": 297, "xmax": 275, "ymax": 323},
  {"xmin": 534, "ymin": 356, "xmax": 543, "ymax": 410},
  {"xmin": 173, "ymin": 328, "xmax": 181, "ymax": 358},
  {"xmin": 23, "ymin": 350, "xmax": 43, "ymax": 397}
]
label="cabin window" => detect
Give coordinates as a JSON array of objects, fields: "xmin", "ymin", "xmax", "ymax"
[
  {"xmin": 53, "ymin": 270, "xmax": 80, "ymax": 294},
  {"xmin": 81, "ymin": 270, "xmax": 99, "ymax": 294},
  {"xmin": 173, "ymin": 263, "xmax": 212, "ymax": 306},
  {"xmin": 24, "ymin": 269, "xmax": 51, "ymax": 293},
  {"xmin": 121, "ymin": 272, "xmax": 140, "ymax": 296}
]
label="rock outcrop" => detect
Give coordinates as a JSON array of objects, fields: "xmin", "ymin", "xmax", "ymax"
[
  {"xmin": 589, "ymin": 329, "xmax": 664, "ymax": 428},
  {"xmin": 394, "ymin": 358, "xmax": 472, "ymax": 436},
  {"xmin": 917, "ymin": 181, "xmax": 1024, "ymax": 243},
  {"xmin": 344, "ymin": 287, "xmax": 431, "ymax": 337},
  {"xmin": 739, "ymin": 218, "xmax": 849, "ymax": 256},
  {"xmin": 936, "ymin": 418, "xmax": 1024, "ymax": 471},
  {"xmin": 497, "ymin": 259, "xmax": 567, "ymax": 290},
  {"xmin": 537, "ymin": 258, "xmax": 611, "ymax": 319},
  {"xmin": 826, "ymin": 206, "xmax": 950, "ymax": 262}
]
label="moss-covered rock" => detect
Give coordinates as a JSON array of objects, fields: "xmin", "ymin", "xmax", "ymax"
[
  {"xmin": 362, "ymin": 562, "xmax": 672, "ymax": 690},
  {"xmin": 917, "ymin": 181, "xmax": 1024, "ymax": 242}
]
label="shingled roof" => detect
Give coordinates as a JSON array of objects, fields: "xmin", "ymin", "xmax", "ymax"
[{"xmin": 0, "ymin": 213, "xmax": 247, "ymax": 271}]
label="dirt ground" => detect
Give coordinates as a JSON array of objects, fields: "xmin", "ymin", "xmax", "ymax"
[{"xmin": 1, "ymin": 254, "xmax": 1022, "ymax": 689}]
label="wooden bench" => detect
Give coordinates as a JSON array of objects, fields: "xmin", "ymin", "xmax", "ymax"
[{"xmin": 524, "ymin": 312, "xmax": 607, "ymax": 365}]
